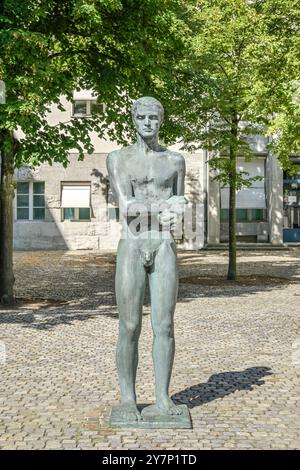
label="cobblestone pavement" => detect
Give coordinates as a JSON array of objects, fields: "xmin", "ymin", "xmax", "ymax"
[{"xmin": 1, "ymin": 248, "xmax": 300, "ymax": 450}]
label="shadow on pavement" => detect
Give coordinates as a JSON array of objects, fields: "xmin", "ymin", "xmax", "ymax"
[
  {"xmin": 172, "ymin": 366, "xmax": 273, "ymax": 409},
  {"xmin": 0, "ymin": 304, "xmax": 118, "ymax": 330}
]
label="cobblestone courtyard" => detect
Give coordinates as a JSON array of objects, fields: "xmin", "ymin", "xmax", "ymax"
[{"xmin": 1, "ymin": 248, "xmax": 300, "ymax": 450}]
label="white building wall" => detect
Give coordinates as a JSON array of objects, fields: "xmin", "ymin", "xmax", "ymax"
[
  {"xmin": 13, "ymin": 94, "xmax": 284, "ymax": 250},
  {"xmin": 14, "ymin": 154, "xmax": 121, "ymax": 250},
  {"xmin": 14, "ymin": 149, "xmax": 205, "ymax": 251}
]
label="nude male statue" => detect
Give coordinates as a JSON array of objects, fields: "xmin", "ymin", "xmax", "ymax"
[{"xmin": 107, "ymin": 96, "xmax": 187, "ymax": 423}]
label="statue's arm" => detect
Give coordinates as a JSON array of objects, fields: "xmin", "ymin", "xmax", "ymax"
[
  {"xmin": 159, "ymin": 154, "xmax": 188, "ymax": 227},
  {"xmin": 106, "ymin": 151, "xmax": 132, "ymax": 214},
  {"xmin": 168, "ymin": 154, "xmax": 188, "ymax": 211}
]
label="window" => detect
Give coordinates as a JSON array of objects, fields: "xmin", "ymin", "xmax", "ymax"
[
  {"xmin": 16, "ymin": 182, "xmax": 45, "ymax": 220},
  {"xmin": 220, "ymin": 208, "xmax": 267, "ymax": 222},
  {"xmin": 62, "ymin": 207, "xmax": 91, "ymax": 221},
  {"xmin": 252, "ymin": 208, "xmax": 265, "ymax": 222},
  {"xmin": 72, "ymin": 100, "xmax": 104, "ymax": 117},
  {"xmin": 16, "ymin": 182, "xmax": 29, "ymax": 220},
  {"xmin": 108, "ymin": 207, "xmax": 120, "ymax": 221},
  {"xmin": 33, "ymin": 182, "xmax": 45, "ymax": 220},
  {"xmin": 220, "ymin": 158, "xmax": 266, "ymax": 210},
  {"xmin": 236, "ymin": 209, "xmax": 248, "ymax": 222},
  {"xmin": 73, "ymin": 100, "xmax": 87, "ymax": 115},
  {"xmin": 61, "ymin": 183, "xmax": 91, "ymax": 221},
  {"xmin": 220, "ymin": 158, "xmax": 266, "ymax": 223}
]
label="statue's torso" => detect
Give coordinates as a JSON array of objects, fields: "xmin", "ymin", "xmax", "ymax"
[
  {"xmin": 108, "ymin": 144, "xmax": 184, "ymax": 245},
  {"xmin": 117, "ymin": 145, "xmax": 179, "ymax": 204}
]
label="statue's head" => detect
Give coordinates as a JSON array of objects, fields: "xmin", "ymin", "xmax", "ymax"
[{"xmin": 131, "ymin": 96, "xmax": 164, "ymax": 140}]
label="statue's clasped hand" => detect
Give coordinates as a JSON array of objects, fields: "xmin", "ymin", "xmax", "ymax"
[{"xmin": 158, "ymin": 195, "xmax": 188, "ymax": 229}]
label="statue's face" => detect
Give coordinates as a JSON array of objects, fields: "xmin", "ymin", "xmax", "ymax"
[{"xmin": 133, "ymin": 104, "xmax": 163, "ymax": 139}]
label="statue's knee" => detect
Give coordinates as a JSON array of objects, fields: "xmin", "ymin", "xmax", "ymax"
[
  {"xmin": 153, "ymin": 319, "xmax": 174, "ymax": 338},
  {"xmin": 120, "ymin": 320, "xmax": 140, "ymax": 339}
]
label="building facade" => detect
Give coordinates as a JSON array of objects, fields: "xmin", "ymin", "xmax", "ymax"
[{"xmin": 13, "ymin": 93, "xmax": 285, "ymax": 251}]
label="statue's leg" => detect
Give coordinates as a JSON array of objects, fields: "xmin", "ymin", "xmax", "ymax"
[
  {"xmin": 148, "ymin": 240, "xmax": 182, "ymax": 415},
  {"xmin": 115, "ymin": 239, "xmax": 146, "ymax": 421}
]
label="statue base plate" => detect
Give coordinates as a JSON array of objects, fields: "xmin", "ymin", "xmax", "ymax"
[{"xmin": 109, "ymin": 404, "xmax": 192, "ymax": 429}]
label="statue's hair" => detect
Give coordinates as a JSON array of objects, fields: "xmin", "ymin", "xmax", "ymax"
[{"xmin": 131, "ymin": 96, "xmax": 164, "ymax": 119}]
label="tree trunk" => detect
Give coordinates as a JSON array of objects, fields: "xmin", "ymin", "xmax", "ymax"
[
  {"xmin": 227, "ymin": 117, "xmax": 238, "ymax": 281},
  {"xmin": 0, "ymin": 130, "xmax": 15, "ymax": 304}
]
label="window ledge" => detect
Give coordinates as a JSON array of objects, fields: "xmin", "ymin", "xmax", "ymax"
[
  {"xmin": 71, "ymin": 114, "xmax": 93, "ymax": 119},
  {"xmin": 15, "ymin": 220, "xmax": 46, "ymax": 223}
]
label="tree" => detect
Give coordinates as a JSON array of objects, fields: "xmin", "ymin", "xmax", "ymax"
[
  {"xmin": 155, "ymin": 0, "xmax": 300, "ymax": 280},
  {"xmin": 268, "ymin": 80, "xmax": 300, "ymax": 174},
  {"xmin": 0, "ymin": 0, "xmax": 188, "ymax": 304}
]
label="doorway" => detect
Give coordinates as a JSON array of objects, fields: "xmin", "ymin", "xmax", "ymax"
[{"xmin": 283, "ymin": 176, "xmax": 300, "ymax": 242}]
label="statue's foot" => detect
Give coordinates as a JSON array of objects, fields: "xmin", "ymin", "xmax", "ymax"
[
  {"xmin": 158, "ymin": 398, "xmax": 183, "ymax": 416},
  {"xmin": 116, "ymin": 402, "xmax": 141, "ymax": 422},
  {"xmin": 156, "ymin": 397, "xmax": 183, "ymax": 416}
]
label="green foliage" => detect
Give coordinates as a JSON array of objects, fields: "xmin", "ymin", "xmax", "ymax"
[
  {"xmin": 268, "ymin": 80, "xmax": 300, "ymax": 175},
  {"xmin": 155, "ymin": 0, "xmax": 300, "ymax": 187},
  {"xmin": 1, "ymin": 0, "xmax": 298, "ymax": 184},
  {"xmin": 0, "ymin": 0, "xmax": 188, "ymax": 167}
]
